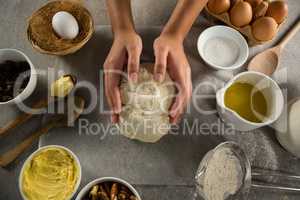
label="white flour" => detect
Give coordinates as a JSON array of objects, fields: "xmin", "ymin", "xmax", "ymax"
[
  {"xmin": 203, "ymin": 37, "xmax": 240, "ymax": 67},
  {"xmin": 202, "ymin": 147, "xmax": 243, "ymax": 200}
]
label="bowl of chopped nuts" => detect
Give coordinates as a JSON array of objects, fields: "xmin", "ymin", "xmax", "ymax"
[{"xmin": 75, "ymin": 177, "xmax": 141, "ymax": 200}]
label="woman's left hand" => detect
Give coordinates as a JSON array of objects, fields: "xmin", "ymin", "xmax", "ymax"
[{"xmin": 153, "ymin": 33, "xmax": 192, "ymax": 124}]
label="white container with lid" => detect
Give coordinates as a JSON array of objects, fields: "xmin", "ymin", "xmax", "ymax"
[{"xmin": 274, "ymin": 97, "xmax": 300, "ymax": 157}]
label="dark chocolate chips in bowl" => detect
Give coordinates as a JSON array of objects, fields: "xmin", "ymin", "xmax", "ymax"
[{"xmin": 0, "ymin": 60, "xmax": 30, "ymax": 102}]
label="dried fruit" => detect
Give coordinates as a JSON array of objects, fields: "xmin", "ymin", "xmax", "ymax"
[
  {"xmin": 130, "ymin": 195, "xmax": 138, "ymax": 200},
  {"xmin": 89, "ymin": 185, "xmax": 99, "ymax": 200},
  {"xmin": 111, "ymin": 183, "xmax": 118, "ymax": 200},
  {"xmin": 0, "ymin": 60, "xmax": 30, "ymax": 102},
  {"xmin": 98, "ymin": 191, "xmax": 110, "ymax": 200},
  {"xmin": 85, "ymin": 182, "xmax": 138, "ymax": 200}
]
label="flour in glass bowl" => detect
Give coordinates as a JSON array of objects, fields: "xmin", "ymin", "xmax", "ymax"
[
  {"xmin": 201, "ymin": 147, "xmax": 243, "ymax": 200},
  {"xmin": 203, "ymin": 37, "xmax": 240, "ymax": 67}
]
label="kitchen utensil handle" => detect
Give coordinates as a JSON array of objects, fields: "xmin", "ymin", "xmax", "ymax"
[
  {"xmin": 279, "ymin": 19, "xmax": 300, "ymax": 49},
  {"xmin": 252, "ymin": 168, "xmax": 300, "ymax": 180},
  {"xmin": 252, "ymin": 183, "xmax": 300, "ymax": 192},
  {"xmin": 0, "ymin": 99, "xmax": 48, "ymax": 137},
  {"xmin": 0, "ymin": 121, "xmax": 55, "ymax": 167},
  {"xmin": 252, "ymin": 168, "xmax": 300, "ymax": 193}
]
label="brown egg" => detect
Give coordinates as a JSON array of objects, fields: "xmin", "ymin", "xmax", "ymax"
[
  {"xmin": 230, "ymin": 1, "xmax": 253, "ymax": 27},
  {"xmin": 266, "ymin": 1, "xmax": 288, "ymax": 24},
  {"xmin": 254, "ymin": 1, "xmax": 268, "ymax": 20},
  {"xmin": 230, "ymin": 0, "xmax": 239, "ymax": 7},
  {"xmin": 245, "ymin": 0, "xmax": 263, "ymax": 8},
  {"xmin": 207, "ymin": 0, "xmax": 231, "ymax": 14},
  {"xmin": 252, "ymin": 17, "xmax": 278, "ymax": 41}
]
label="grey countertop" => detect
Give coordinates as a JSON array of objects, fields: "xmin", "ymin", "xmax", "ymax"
[{"xmin": 0, "ymin": 1, "xmax": 300, "ymax": 200}]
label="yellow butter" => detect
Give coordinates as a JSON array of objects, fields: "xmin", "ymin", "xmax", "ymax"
[{"xmin": 21, "ymin": 147, "xmax": 79, "ymax": 200}]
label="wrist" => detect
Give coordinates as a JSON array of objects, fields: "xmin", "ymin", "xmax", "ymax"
[
  {"xmin": 160, "ymin": 28, "xmax": 185, "ymax": 43},
  {"xmin": 113, "ymin": 26, "xmax": 136, "ymax": 38}
]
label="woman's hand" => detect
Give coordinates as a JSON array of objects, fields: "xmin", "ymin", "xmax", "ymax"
[
  {"xmin": 104, "ymin": 31, "xmax": 142, "ymax": 123},
  {"xmin": 153, "ymin": 33, "xmax": 192, "ymax": 124}
]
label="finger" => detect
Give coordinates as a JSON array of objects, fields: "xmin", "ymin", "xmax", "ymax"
[
  {"xmin": 110, "ymin": 87, "xmax": 122, "ymax": 114},
  {"xmin": 154, "ymin": 46, "xmax": 168, "ymax": 83},
  {"xmin": 127, "ymin": 45, "xmax": 142, "ymax": 83},
  {"xmin": 170, "ymin": 78, "xmax": 191, "ymax": 124},
  {"xmin": 104, "ymin": 71, "xmax": 114, "ymax": 111},
  {"xmin": 170, "ymin": 111, "xmax": 183, "ymax": 124},
  {"xmin": 111, "ymin": 114, "xmax": 119, "ymax": 124},
  {"xmin": 170, "ymin": 94, "xmax": 188, "ymax": 124},
  {"xmin": 170, "ymin": 94, "xmax": 185, "ymax": 118},
  {"xmin": 105, "ymin": 71, "xmax": 122, "ymax": 114},
  {"xmin": 170, "ymin": 96, "xmax": 185, "ymax": 124},
  {"xmin": 187, "ymin": 68, "xmax": 193, "ymax": 102}
]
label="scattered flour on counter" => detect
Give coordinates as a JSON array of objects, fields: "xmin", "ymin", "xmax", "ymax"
[
  {"xmin": 202, "ymin": 147, "xmax": 243, "ymax": 200},
  {"xmin": 203, "ymin": 37, "xmax": 240, "ymax": 67}
]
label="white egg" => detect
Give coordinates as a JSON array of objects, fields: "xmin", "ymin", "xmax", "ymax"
[{"xmin": 52, "ymin": 11, "xmax": 79, "ymax": 40}]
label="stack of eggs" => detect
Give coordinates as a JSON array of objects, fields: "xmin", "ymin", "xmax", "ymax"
[{"xmin": 206, "ymin": 0, "xmax": 288, "ymax": 43}]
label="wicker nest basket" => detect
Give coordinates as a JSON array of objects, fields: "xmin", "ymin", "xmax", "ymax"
[{"xmin": 27, "ymin": 0, "xmax": 94, "ymax": 55}]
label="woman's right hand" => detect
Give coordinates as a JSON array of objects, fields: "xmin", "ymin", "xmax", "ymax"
[{"xmin": 103, "ymin": 31, "xmax": 142, "ymax": 123}]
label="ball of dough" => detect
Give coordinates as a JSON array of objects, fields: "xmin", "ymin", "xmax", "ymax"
[{"xmin": 118, "ymin": 63, "xmax": 176, "ymax": 143}]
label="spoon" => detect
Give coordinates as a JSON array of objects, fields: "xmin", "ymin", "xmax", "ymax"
[
  {"xmin": 248, "ymin": 19, "xmax": 300, "ymax": 76},
  {"xmin": 0, "ymin": 96, "xmax": 85, "ymax": 167},
  {"xmin": 195, "ymin": 142, "xmax": 300, "ymax": 200}
]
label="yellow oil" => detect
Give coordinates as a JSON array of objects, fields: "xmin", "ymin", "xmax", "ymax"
[{"xmin": 224, "ymin": 82, "xmax": 268, "ymax": 123}]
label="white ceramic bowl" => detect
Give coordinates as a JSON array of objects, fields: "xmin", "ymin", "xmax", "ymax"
[
  {"xmin": 0, "ymin": 48, "xmax": 37, "ymax": 105},
  {"xmin": 197, "ymin": 26, "xmax": 249, "ymax": 71},
  {"xmin": 19, "ymin": 145, "xmax": 82, "ymax": 200},
  {"xmin": 76, "ymin": 177, "xmax": 142, "ymax": 200}
]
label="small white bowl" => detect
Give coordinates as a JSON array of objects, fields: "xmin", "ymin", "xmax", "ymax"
[
  {"xmin": 197, "ymin": 26, "xmax": 249, "ymax": 71},
  {"xmin": 76, "ymin": 177, "xmax": 142, "ymax": 200},
  {"xmin": 0, "ymin": 49, "xmax": 37, "ymax": 105},
  {"xmin": 19, "ymin": 145, "xmax": 82, "ymax": 200}
]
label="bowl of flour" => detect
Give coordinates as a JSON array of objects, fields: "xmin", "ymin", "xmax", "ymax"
[
  {"xmin": 195, "ymin": 142, "xmax": 251, "ymax": 200},
  {"xmin": 197, "ymin": 26, "xmax": 249, "ymax": 71}
]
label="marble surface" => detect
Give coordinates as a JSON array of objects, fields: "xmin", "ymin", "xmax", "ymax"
[{"xmin": 0, "ymin": 0, "xmax": 300, "ymax": 200}]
